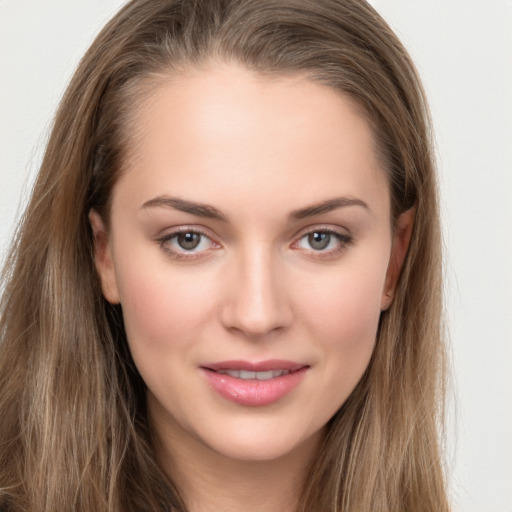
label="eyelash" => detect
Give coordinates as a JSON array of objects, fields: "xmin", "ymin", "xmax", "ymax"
[
  {"xmin": 294, "ymin": 227, "xmax": 353, "ymax": 258},
  {"xmin": 157, "ymin": 226, "xmax": 353, "ymax": 261},
  {"xmin": 157, "ymin": 227, "xmax": 219, "ymax": 261}
]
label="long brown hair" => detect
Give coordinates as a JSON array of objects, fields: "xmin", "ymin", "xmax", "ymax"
[{"xmin": 0, "ymin": 1, "xmax": 449, "ymax": 510}]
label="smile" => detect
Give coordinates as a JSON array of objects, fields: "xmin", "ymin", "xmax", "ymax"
[{"xmin": 201, "ymin": 360, "xmax": 309, "ymax": 406}]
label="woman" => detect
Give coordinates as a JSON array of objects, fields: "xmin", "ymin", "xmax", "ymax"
[{"xmin": 0, "ymin": 1, "xmax": 449, "ymax": 511}]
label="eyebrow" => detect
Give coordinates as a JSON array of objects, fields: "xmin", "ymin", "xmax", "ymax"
[
  {"xmin": 141, "ymin": 195, "xmax": 369, "ymax": 222},
  {"xmin": 141, "ymin": 196, "xmax": 228, "ymax": 222},
  {"xmin": 289, "ymin": 197, "xmax": 370, "ymax": 220}
]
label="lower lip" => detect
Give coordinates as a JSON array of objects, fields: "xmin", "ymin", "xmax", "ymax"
[{"xmin": 201, "ymin": 367, "xmax": 308, "ymax": 406}]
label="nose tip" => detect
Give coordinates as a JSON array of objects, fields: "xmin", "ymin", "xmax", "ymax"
[
  {"xmin": 225, "ymin": 287, "xmax": 285, "ymax": 338},
  {"xmin": 219, "ymin": 252, "xmax": 293, "ymax": 339}
]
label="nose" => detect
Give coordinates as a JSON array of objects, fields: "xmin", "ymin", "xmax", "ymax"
[{"xmin": 219, "ymin": 245, "xmax": 293, "ymax": 339}]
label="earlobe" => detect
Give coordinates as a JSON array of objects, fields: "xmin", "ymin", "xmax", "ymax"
[
  {"xmin": 381, "ymin": 207, "xmax": 416, "ymax": 311},
  {"xmin": 89, "ymin": 210, "xmax": 120, "ymax": 304}
]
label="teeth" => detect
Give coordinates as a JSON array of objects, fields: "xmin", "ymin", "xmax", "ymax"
[
  {"xmin": 254, "ymin": 370, "xmax": 273, "ymax": 380},
  {"xmin": 271, "ymin": 370, "xmax": 290, "ymax": 378},
  {"xmin": 217, "ymin": 369, "xmax": 290, "ymax": 380}
]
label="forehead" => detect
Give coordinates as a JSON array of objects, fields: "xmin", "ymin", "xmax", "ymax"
[{"xmin": 114, "ymin": 64, "xmax": 390, "ymax": 218}]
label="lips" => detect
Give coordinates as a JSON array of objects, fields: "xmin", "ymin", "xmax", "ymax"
[{"xmin": 201, "ymin": 360, "xmax": 309, "ymax": 406}]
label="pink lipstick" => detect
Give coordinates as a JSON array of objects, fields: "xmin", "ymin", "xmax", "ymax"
[{"xmin": 201, "ymin": 360, "xmax": 309, "ymax": 406}]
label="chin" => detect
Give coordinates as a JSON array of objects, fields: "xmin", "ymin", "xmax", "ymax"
[{"xmin": 196, "ymin": 421, "xmax": 325, "ymax": 464}]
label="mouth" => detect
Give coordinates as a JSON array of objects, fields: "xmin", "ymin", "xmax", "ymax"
[
  {"xmin": 213, "ymin": 369, "xmax": 292, "ymax": 380},
  {"xmin": 201, "ymin": 360, "xmax": 309, "ymax": 406}
]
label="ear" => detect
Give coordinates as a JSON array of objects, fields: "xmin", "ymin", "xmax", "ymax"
[
  {"xmin": 89, "ymin": 210, "xmax": 120, "ymax": 304},
  {"xmin": 381, "ymin": 207, "xmax": 416, "ymax": 311}
]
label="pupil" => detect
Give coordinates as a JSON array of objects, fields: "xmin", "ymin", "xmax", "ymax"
[
  {"xmin": 177, "ymin": 232, "xmax": 201, "ymax": 250},
  {"xmin": 308, "ymin": 232, "xmax": 330, "ymax": 250}
]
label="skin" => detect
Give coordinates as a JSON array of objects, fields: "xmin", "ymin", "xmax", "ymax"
[{"xmin": 91, "ymin": 64, "xmax": 414, "ymax": 512}]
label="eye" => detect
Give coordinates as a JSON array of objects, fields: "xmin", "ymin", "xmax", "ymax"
[
  {"xmin": 158, "ymin": 228, "xmax": 218, "ymax": 259},
  {"xmin": 174, "ymin": 232, "xmax": 203, "ymax": 251},
  {"xmin": 295, "ymin": 228, "xmax": 352, "ymax": 254},
  {"xmin": 304, "ymin": 232, "xmax": 332, "ymax": 250}
]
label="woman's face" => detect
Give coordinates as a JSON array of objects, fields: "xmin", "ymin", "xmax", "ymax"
[{"xmin": 92, "ymin": 65, "xmax": 411, "ymax": 464}]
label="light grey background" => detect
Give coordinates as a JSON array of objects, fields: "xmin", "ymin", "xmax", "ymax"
[{"xmin": 1, "ymin": 1, "xmax": 511, "ymax": 511}]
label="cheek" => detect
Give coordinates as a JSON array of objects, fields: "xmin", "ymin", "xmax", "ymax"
[
  {"xmin": 115, "ymin": 260, "xmax": 217, "ymax": 359},
  {"xmin": 302, "ymin": 258, "xmax": 386, "ymax": 339},
  {"xmin": 297, "ymin": 254, "xmax": 389, "ymax": 389},
  {"xmin": 313, "ymin": 289, "xmax": 379, "ymax": 373}
]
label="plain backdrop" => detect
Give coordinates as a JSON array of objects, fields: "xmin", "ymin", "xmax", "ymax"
[{"xmin": 1, "ymin": 1, "xmax": 511, "ymax": 511}]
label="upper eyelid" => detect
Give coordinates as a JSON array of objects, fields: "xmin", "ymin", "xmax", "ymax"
[
  {"xmin": 158, "ymin": 225, "xmax": 217, "ymax": 241},
  {"xmin": 292, "ymin": 224, "xmax": 351, "ymax": 239}
]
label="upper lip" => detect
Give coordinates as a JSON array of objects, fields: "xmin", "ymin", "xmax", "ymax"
[{"xmin": 202, "ymin": 359, "xmax": 308, "ymax": 372}]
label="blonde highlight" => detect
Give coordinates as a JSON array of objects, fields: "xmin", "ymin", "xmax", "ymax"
[{"xmin": 1, "ymin": 1, "xmax": 449, "ymax": 511}]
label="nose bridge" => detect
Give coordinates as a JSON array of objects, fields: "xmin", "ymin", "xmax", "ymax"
[{"xmin": 221, "ymin": 241, "xmax": 291, "ymax": 337}]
